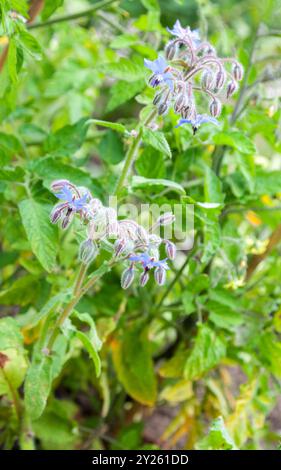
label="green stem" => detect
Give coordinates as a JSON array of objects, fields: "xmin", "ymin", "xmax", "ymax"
[
  {"xmin": 73, "ymin": 263, "xmax": 88, "ymax": 296},
  {"xmin": 47, "ymin": 261, "xmax": 115, "ymax": 351},
  {"xmin": 28, "ymin": 0, "xmax": 117, "ymax": 30},
  {"xmin": 113, "ymin": 109, "xmax": 157, "ymax": 196},
  {"xmin": 155, "ymin": 242, "xmax": 197, "ymax": 312}
]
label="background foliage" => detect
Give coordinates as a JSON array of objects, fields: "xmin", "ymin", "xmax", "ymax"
[{"xmin": 1, "ymin": 0, "xmax": 281, "ymax": 450}]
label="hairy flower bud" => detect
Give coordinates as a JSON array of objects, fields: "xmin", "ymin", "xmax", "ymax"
[
  {"xmin": 165, "ymin": 240, "xmax": 176, "ymax": 260},
  {"xmin": 165, "ymin": 41, "xmax": 177, "ymax": 60},
  {"xmin": 226, "ymin": 80, "xmax": 238, "ymax": 98},
  {"xmin": 215, "ymin": 69, "xmax": 226, "ymax": 90},
  {"xmin": 174, "ymin": 93, "xmax": 188, "ymax": 113},
  {"xmin": 154, "ymin": 266, "xmax": 166, "ymax": 286},
  {"xmin": 158, "ymin": 102, "xmax": 168, "ymax": 115},
  {"xmin": 79, "ymin": 239, "xmax": 98, "ymax": 265},
  {"xmin": 140, "ymin": 270, "xmax": 149, "ymax": 287},
  {"xmin": 201, "ymin": 69, "xmax": 214, "ymax": 90},
  {"xmin": 121, "ymin": 266, "xmax": 135, "ymax": 290},
  {"xmin": 210, "ymin": 98, "xmax": 221, "ymax": 117},
  {"xmin": 153, "ymin": 92, "xmax": 163, "ymax": 106},
  {"xmin": 50, "ymin": 203, "xmax": 66, "ymax": 224},
  {"xmin": 157, "ymin": 212, "xmax": 176, "ymax": 226},
  {"xmin": 114, "ymin": 238, "xmax": 127, "ymax": 257},
  {"xmin": 232, "ymin": 63, "xmax": 243, "ymax": 81},
  {"xmin": 61, "ymin": 211, "xmax": 74, "ymax": 230}
]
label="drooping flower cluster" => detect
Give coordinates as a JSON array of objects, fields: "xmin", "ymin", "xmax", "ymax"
[
  {"xmin": 144, "ymin": 20, "xmax": 243, "ymax": 133},
  {"xmin": 50, "ymin": 180, "xmax": 176, "ymax": 289}
]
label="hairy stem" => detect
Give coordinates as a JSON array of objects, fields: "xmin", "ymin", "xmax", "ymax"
[
  {"xmin": 0, "ymin": 368, "xmax": 21, "ymax": 422},
  {"xmin": 28, "ymin": 0, "xmax": 117, "ymax": 30},
  {"xmin": 113, "ymin": 109, "xmax": 157, "ymax": 196},
  {"xmin": 47, "ymin": 261, "xmax": 115, "ymax": 351}
]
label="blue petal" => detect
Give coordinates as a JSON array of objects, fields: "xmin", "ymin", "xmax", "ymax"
[
  {"xmin": 55, "ymin": 186, "xmax": 73, "ymax": 202},
  {"xmin": 175, "ymin": 119, "xmax": 193, "ymax": 128}
]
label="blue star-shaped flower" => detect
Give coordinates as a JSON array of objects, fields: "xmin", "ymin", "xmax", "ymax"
[
  {"xmin": 144, "ymin": 56, "xmax": 174, "ymax": 91},
  {"xmin": 167, "ymin": 20, "xmax": 201, "ymax": 46},
  {"xmin": 176, "ymin": 114, "xmax": 219, "ymax": 134},
  {"xmin": 129, "ymin": 253, "xmax": 170, "ymax": 271},
  {"xmin": 55, "ymin": 185, "xmax": 88, "ymax": 211}
]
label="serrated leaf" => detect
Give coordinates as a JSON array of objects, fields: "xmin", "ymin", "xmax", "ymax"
[
  {"xmin": 107, "ymin": 79, "xmax": 145, "ymax": 112},
  {"xmin": 213, "ymin": 131, "xmax": 256, "ymax": 155},
  {"xmin": 18, "ymin": 199, "xmax": 58, "ymax": 272},
  {"xmin": 196, "ymin": 416, "xmax": 236, "ymax": 450},
  {"xmin": 19, "ymin": 30, "xmax": 42, "ymax": 59},
  {"xmin": 101, "ymin": 57, "xmax": 146, "ymax": 82},
  {"xmin": 184, "ymin": 324, "xmax": 226, "ymax": 380},
  {"xmin": 143, "ymin": 128, "xmax": 172, "ymax": 158}
]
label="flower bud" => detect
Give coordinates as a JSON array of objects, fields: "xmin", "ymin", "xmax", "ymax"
[
  {"xmin": 149, "ymin": 74, "xmax": 162, "ymax": 88},
  {"xmin": 201, "ymin": 69, "xmax": 214, "ymax": 90},
  {"xmin": 121, "ymin": 267, "xmax": 135, "ymax": 290},
  {"xmin": 50, "ymin": 203, "xmax": 65, "ymax": 224},
  {"xmin": 158, "ymin": 102, "xmax": 168, "ymax": 115},
  {"xmin": 51, "ymin": 180, "xmax": 70, "ymax": 192},
  {"xmin": 210, "ymin": 98, "xmax": 221, "ymax": 117},
  {"xmin": 153, "ymin": 92, "xmax": 163, "ymax": 106},
  {"xmin": 174, "ymin": 93, "xmax": 188, "ymax": 113},
  {"xmin": 215, "ymin": 69, "xmax": 226, "ymax": 90},
  {"xmin": 157, "ymin": 212, "xmax": 176, "ymax": 226},
  {"xmin": 165, "ymin": 240, "xmax": 176, "ymax": 260},
  {"xmin": 61, "ymin": 211, "xmax": 73, "ymax": 230},
  {"xmin": 154, "ymin": 266, "xmax": 166, "ymax": 286},
  {"xmin": 232, "ymin": 63, "xmax": 243, "ymax": 81},
  {"xmin": 226, "ymin": 80, "xmax": 238, "ymax": 98},
  {"xmin": 140, "ymin": 270, "xmax": 149, "ymax": 287},
  {"xmin": 79, "ymin": 239, "xmax": 98, "ymax": 265},
  {"xmin": 165, "ymin": 41, "xmax": 177, "ymax": 60},
  {"xmin": 114, "ymin": 238, "xmax": 127, "ymax": 257}
]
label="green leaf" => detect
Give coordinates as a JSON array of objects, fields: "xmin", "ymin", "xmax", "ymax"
[
  {"xmin": 88, "ymin": 119, "xmax": 127, "ymax": 134},
  {"xmin": 0, "ymin": 318, "xmax": 28, "ymax": 396},
  {"xmin": 184, "ymin": 324, "xmax": 226, "ymax": 380},
  {"xmin": 254, "ymin": 170, "xmax": 281, "ymax": 196},
  {"xmin": 196, "ymin": 416, "xmax": 236, "ymax": 450},
  {"xmin": 143, "ymin": 128, "xmax": 172, "ymax": 158},
  {"xmin": 112, "ymin": 324, "xmax": 157, "ymax": 406},
  {"xmin": 43, "ymin": 118, "xmax": 89, "ymax": 155},
  {"xmin": 0, "ymin": 166, "xmax": 24, "ymax": 182},
  {"xmin": 107, "ymin": 79, "xmax": 145, "ymax": 112},
  {"xmin": 75, "ymin": 331, "xmax": 101, "ymax": 377},
  {"xmin": 41, "ymin": 0, "xmax": 64, "ymax": 20},
  {"xmin": 204, "ymin": 166, "xmax": 224, "ymax": 204},
  {"xmin": 141, "ymin": 0, "xmax": 160, "ymax": 11},
  {"xmin": 30, "ymin": 157, "xmax": 102, "ymax": 197},
  {"xmin": 208, "ymin": 301, "xmax": 244, "ymax": 331},
  {"xmin": 110, "ymin": 34, "xmax": 139, "ymax": 49},
  {"xmin": 98, "ymin": 130, "xmax": 125, "ymax": 165},
  {"xmin": 7, "ymin": 37, "xmax": 18, "ymax": 84},
  {"xmin": 213, "ymin": 131, "xmax": 256, "ymax": 155},
  {"xmin": 136, "ymin": 147, "xmax": 165, "ymax": 178},
  {"xmin": 19, "ymin": 30, "xmax": 42, "ymax": 58},
  {"xmin": 18, "ymin": 199, "xmax": 58, "ymax": 272},
  {"xmin": 131, "ymin": 176, "xmax": 185, "ymax": 195},
  {"xmin": 101, "ymin": 57, "xmax": 146, "ymax": 82},
  {"xmin": 24, "ymin": 357, "xmax": 53, "ymax": 421},
  {"xmin": 0, "ymin": 132, "xmax": 22, "ymax": 160},
  {"xmin": 0, "ymin": 275, "xmax": 39, "ymax": 306}
]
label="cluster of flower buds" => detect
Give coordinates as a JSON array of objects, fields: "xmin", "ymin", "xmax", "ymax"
[
  {"xmin": 144, "ymin": 20, "xmax": 243, "ymax": 133},
  {"xmin": 50, "ymin": 180, "xmax": 177, "ymax": 289}
]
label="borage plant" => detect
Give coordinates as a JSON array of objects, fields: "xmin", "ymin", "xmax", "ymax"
[{"xmin": 1, "ymin": 0, "xmax": 281, "ymax": 452}]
